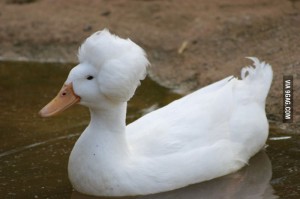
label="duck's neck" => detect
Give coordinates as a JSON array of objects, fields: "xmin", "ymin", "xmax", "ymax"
[
  {"xmin": 89, "ymin": 102, "xmax": 127, "ymax": 133},
  {"xmin": 86, "ymin": 102, "xmax": 129, "ymax": 158}
]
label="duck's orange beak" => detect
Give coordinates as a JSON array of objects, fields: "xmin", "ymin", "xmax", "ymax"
[{"xmin": 39, "ymin": 83, "xmax": 80, "ymax": 117}]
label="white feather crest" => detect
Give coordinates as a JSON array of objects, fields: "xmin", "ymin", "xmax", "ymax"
[{"xmin": 78, "ymin": 29, "xmax": 150, "ymax": 102}]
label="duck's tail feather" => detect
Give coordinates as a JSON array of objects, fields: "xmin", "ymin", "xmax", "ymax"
[{"xmin": 240, "ymin": 57, "xmax": 273, "ymax": 103}]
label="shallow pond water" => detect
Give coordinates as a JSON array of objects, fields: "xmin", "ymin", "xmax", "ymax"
[{"xmin": 0, "ymin": 61, "xmax": 299, "ymax": 199}]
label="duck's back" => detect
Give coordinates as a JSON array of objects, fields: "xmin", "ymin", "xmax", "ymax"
[{"xmin": 127, "ymin": 58, "xmax": 272, "ymax": 160}]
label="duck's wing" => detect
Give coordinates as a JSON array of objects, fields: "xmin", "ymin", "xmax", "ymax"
[
  {"xmin": 126, "ymin": 75, "xmax": 236, "ymax": 157},
  {"xmin": 127, "ymin": 58, "xmax": 272, "ymax": 158}
]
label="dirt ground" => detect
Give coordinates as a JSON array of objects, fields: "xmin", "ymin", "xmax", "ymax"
[{"xmin": 0, "ymin": 0, "xmax": 299, "ymax": 133}]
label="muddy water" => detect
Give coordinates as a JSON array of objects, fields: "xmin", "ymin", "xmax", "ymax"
[{"xmin": 0, "ymin": 61, "xmax": 299, "ymax": 199}]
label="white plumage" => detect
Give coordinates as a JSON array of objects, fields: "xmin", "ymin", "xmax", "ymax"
[{"xmin": 43, "ymin": 29, "xmax": 273, "ymax": 196}]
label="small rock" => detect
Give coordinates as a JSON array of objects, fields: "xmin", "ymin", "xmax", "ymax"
[
  {"xmin": 83, "ymin": 25, "xmax": 93, "ymax": 32},
  {"xmin": 101, "ymin": 10, "xmax": 111, "ymax": 17}
]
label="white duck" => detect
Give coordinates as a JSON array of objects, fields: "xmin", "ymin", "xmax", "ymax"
[{"xmin": 39, "ymin": 29, "xmax": 273, "ymax": 197}]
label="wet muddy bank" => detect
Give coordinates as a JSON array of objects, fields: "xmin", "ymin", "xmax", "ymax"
[{"xmin": 0, "ymin": 0, "xmax": 299, "ymax": 132}]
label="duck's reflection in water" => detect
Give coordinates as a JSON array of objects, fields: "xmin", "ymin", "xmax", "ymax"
[{"xmin": 71, "ymin": 151, "xmax": 277, "ymax": 199}]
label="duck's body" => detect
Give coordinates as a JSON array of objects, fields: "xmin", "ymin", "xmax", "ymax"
[{"xmin": 40, "ymin": 30, "xmax": 273, "ymax": 197}]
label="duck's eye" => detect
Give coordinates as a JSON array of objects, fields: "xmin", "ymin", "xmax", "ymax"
[{"xmin": 87, "ymin": 75, "xmax": 94, "ymax": 80}]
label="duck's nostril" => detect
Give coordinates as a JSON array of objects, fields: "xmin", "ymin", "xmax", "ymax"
[{"xmin": 62, "ymin": 92, "xmax": 67, "ymax": 96}]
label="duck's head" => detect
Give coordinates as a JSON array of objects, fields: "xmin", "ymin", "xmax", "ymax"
[{"xmin": 39, "ymin": 29, "xmax": 149, "ymax": 117}]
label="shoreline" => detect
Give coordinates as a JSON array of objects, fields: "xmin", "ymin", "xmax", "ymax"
[{"xmin": 1, "ymin": 0, "xmax": 299, "ymax": 133}]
